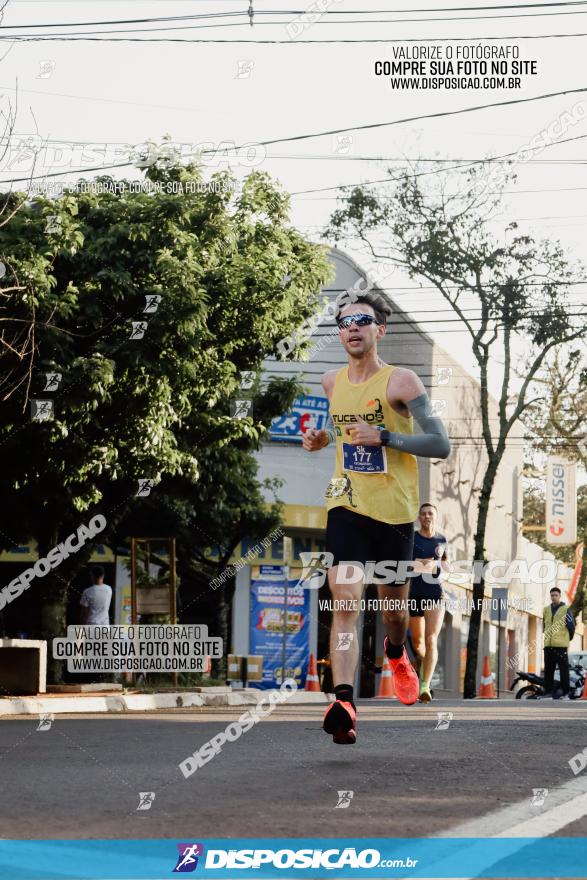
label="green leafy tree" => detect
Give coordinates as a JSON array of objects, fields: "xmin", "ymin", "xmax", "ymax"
[
  {"xmin": 0, "ymin": 159, "xmax": 332, "ymax": 680},
  {"xmin": 326, "ymin": 165, "xmax": 586, "ymax": 698},
  {"xmin": 113, "ymin": 432, "xmax": 289, "ymax": 674}
]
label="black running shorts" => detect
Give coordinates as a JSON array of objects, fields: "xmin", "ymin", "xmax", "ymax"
[
  {"xmin": 409, "ymin": 588, "xmax": 443, "ymax": 617},
  {"xmin": 325, "ymin": 506, "xmax": 414, "ymax": 586}
]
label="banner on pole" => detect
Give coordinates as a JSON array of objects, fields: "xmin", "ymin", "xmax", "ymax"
[
  {"xmin": 545, "ymin": 457, "xmax": 577, "ymax": 545},
  {"xmin": 249, "ymin": 565, "xmax": 310, "ymax": 689}
]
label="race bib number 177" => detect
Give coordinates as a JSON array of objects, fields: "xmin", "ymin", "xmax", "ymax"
[{"xmin": 342, "ymin": 443, "xmax": 387, "ymax": 474}]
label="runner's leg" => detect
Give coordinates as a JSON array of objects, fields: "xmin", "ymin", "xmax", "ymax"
[
  {"xmin": 377, "ymin": 521, "xmax": 419, "ymax": 705},
  {"xmin": 323, "ymin": 508, "xmax": 370, "ymax": 743},
  {"xmin": 378, "ymin": 581, "xmax": 410, "ymax": 647},
  {"xmin": 328, "ymin": 564, "xmax": 363, "ymax": 689},
  {"xmin": 409, "ymin": 614, "xmax": 425, "ymax": 667},
  {"xmin": 422, "ymin": 602, "xmax": 445, "ymax": 687},
  {"xmin": 377, "ymin": 520, "xmax": 414, "ymax": 653}
]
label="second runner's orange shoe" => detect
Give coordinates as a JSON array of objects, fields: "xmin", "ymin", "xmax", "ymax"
[
  {"xmin": 383, "ymin": 638, "xmax": 419, "ymax": 705},
  {"xmin": 323, "ymin": 699, "xmax": 357, "ymax": 744}
]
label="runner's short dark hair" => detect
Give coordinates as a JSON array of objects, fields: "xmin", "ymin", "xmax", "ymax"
[
  {"xmin": 419, "ymin": 502, "xmax": 437, "ymax": 513},
  {"xmin": 91, "ymin": 565, "xmax": 105, "ymax": 579},
  {"xmin": 550, "ymin": 586, "xmax": 561, "ymax": 594},
  {"xmin": 335, "ymin": 287, "xmax": 393, "ymax": 327}
]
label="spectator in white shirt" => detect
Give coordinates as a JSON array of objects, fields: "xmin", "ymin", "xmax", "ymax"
[{"xmin": 80, "ymin": 565, "xmax": 112, "ymax": 625}]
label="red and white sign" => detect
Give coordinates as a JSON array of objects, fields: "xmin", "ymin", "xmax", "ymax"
[
  {"xmin": 545, "ymin": 457, "xmax": 577, "ymax": 545},
  {"xmin": 568, "ymin": 543, "xmax": 584, "ymax": 603}
]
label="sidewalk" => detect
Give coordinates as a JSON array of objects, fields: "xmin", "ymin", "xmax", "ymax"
[{"xmin": 0, "ymin": 687, "xmax": 330, "ymax": 716}]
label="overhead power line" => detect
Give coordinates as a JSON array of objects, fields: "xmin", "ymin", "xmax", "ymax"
[
  {"xmin": 3, "ymin": 87, "xmax": 587, "ymax": 185},
  {"xmin": 1, "ymin": 11, "xmax": 248, "ymax": 27},
  {"xmin": 267, "ymin": 155, "xmax": 587, "ymax": 165},
  {"xmin": 386, "ymin": 309, "xmax": 587, "ymax": 330},
  {"xmin": 5, "ymin": 30, "xmax": 587, "ymax": 42},
  {"xmin": 3, "ymin": 134, "xmax": 587, "ymax": 171},
  {"xmin": 322, "ymin": 281, "xmax": 587, "ymax": 291},
  {"xmin": 8, "ymin": 10, "xmax": 587, "ymax": 38},
  {"xmin": 6, "ymin": 3, "xmax": 587, "ymax": 27},
  {"xmin": 290, "ymin": 130, "xmax": 587, "ymax": 196},
  {"xmin": 250, "ymin": 87, "xmax": 587, "ymax": 150},
  {"xmin": 292, "ymin": 186, "xmax": 587, "ymax": 204},
  {"xmin": 8, "ymin": 0, "xmax": 587, "ymax": 4}
]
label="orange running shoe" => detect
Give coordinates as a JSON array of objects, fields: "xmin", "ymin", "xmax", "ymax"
[
  {"xmin": 323, "ymin": 699, "xmax": 356, "ymax": 745},
  {"xmin": 383, "ymin": 638, "xmax": 419, "ymax": 705}
]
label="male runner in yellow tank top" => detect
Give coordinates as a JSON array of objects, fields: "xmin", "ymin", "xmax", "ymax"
[{"xmin": 302, "ymin": 288, "xmax": 451, "ymax": 744}]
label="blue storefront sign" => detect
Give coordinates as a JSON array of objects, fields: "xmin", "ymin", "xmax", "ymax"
[
  {"xmin": 269, "ymin": 395, "xmax": 329, "ymax": 443},
  {"xmin": 250, "ymin": 565, "xmax": 310, "ymax": 689}
]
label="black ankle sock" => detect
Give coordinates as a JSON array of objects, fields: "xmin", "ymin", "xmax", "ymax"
[
  {"xmin": 334, "ymin": 683, "xmax": 355, "ymax": 707},
  {"xmin": 385, "ymin": 640, "xmax": 404, "ymax": 660}
]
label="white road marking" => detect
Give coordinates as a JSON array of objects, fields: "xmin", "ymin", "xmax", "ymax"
[
  {"xmin": 428, "ymin": 772, "xmax": 587, "ymax": 879},
  {"xmin": 437, "ymin": 773, "xmax": 587, "ymax": 838},
  {"xmin": 494, "ymin": 787, "xmax": 587, "ymax": 838}
]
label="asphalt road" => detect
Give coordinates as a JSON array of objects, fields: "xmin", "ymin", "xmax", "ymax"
[{"xmin": 1, "ymin": 699, "xmax": 586, "ymax": 840}]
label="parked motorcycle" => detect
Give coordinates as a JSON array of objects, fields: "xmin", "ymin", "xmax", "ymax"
[
  {"xmin": 510, "ymin": 664, "xmax": 586, "ymax": 700},
  {"xmin": 511, "ymin": 670, "xmax": 546, "ymax": 699}
]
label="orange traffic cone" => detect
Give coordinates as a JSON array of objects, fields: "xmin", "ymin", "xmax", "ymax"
[
  {"xmin": 478, "ymin": 655, "xmax": 496, "ymax": 699},
  {"xmin": 305, "ymin": 653, "xmax": 320, "ymax": 692},
  {"xmin": 581, "ymin": 676, "xmax": 587, "ymax": 700},
  {"xmin": 376, "ymin": 657, "xmax": 397, "ymax": 699}
]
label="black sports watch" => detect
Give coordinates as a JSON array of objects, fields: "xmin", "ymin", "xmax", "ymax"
[{"xmin": 379, "ymin": 429, "xmax": 392, "ymax": 447}]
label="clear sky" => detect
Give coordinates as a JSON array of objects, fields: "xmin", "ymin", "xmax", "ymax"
[{"xmin": 1, "ymin": 0, "xmax": 586, "ymax": 464}]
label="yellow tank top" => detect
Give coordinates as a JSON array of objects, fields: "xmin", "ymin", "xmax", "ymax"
[{"xmin": 325, "ymin": 364, "xmax": 419, "ymax": 525}]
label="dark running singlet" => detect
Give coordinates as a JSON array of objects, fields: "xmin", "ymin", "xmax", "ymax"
[{"xmin": 410, "ymin": 532, "xmax": 447, "ymax": 598}]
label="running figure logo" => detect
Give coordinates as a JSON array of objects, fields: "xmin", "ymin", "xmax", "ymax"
[
  {"xmin": 37, "ymin": 60, "xmax": 56, "ymax": 79},
  {"xmin": 335, "ymin": 790, "xmax": 354, "ymax": 809},
  {"xmin": 531, "ymin": 788, "xmax": 549, "ymax": 807},
  {"xmin": 136, "ymin": 792, "xmax": 155, "ymax": 811},
  {"xmin": 144, "ymin": 294, "xmax": 162, "ymax": 314},
  {"xmin": 436, "ymin": 366, "xmax": 452, "ymax": 386},
  {"xmin": 435, "ymin": 712, "xmax": 453, "ymax": 731},
  {"xmin": 36, "ymin": 713, "xmax": 54, "ymax": 731},
  {"xmin": 230, "ymin": 399, "xmax": 253, "ymax": 420},
  {"xmin": 336, "ymin": 633, "xmax": 354, "ymax": 651},
  {"xmin": 130, "ymin": 321, "xmax": 148, "ymax": 340},
  {"xmin": 137, "ymin": 479, "xmax": 153, "ymax": 497},
  {"xmin": 298, "ymin": 552, "xmax": 333, "ymax": 589},
  {"xmin": 43, "ymin": 373, "xmax": 62, "ymax": 392},
  {"xmin": 31, "ymin": 399, "xmax": 54, "ymax": 422},
  {"xmin": 173, "ymin": 843, "xmax": 204, "ymax": 873},
  {"xmin": 434, "ymin": 543, "xmax": 447, "ymax": 559}
]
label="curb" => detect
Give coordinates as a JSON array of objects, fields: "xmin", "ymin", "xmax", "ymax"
[{"xmin": 0, "ymin": 689, "xmax": 329, "ymax": 716}]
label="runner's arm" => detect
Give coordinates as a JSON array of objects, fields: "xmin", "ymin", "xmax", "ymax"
[
  {"xmin": 385, "ymin": 370, "xmax": 451, "ymax": 459},
  {"xmin": 324, "ymin": 415, "xmax": 336, "ymax": 445},
  {"xmin": 302, "ymin": 371, "xmax": 337, "ymax": 451},
  {"xmin": 321, "ymin": 371, "xmax": 338, "ymax": 444},
  {"xmin": 440, "ymin": 545, "xmax": 450, "ymax": 574}
]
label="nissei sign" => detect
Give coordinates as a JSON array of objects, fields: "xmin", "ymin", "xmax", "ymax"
[{"xmin": 546, "ymin": 456, "xmax": 577, "ymax": 545}]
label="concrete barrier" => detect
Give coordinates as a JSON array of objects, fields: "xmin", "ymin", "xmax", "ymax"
[
  {"xmin": 0, "ymin": 687, "xmax": 329, "ymax": 715},
  {"xmin": 0, "ymin": 639, "xmax": 47, "ymax": 695}
]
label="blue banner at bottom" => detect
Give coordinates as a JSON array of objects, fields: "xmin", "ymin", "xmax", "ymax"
[{"xmin": 0, "ymin": 838, "xmax": 585, "ymax": 879}]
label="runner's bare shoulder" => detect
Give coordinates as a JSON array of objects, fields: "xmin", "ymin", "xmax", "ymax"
[
  {"xmin": 387, "ymin": 366, "xmax": 426, "ymax": 404},
  {"xmin": 321, "ymin": 369, "xmax": 339, "ymax": 399}
]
